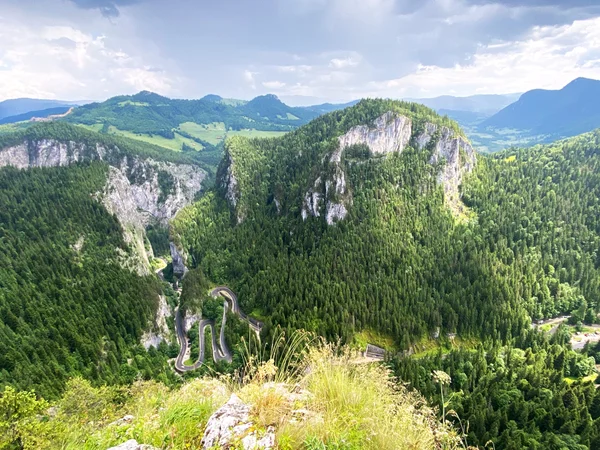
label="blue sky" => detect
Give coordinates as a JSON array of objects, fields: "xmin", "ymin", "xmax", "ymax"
[{"xmin": 1, "ymin": 0, "xmax": 600, "ymax": 104}]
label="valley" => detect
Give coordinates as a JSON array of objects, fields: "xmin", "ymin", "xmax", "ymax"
[{"xmin": 3, "ymin": 95, "xmax": 600, "ymax": 449}]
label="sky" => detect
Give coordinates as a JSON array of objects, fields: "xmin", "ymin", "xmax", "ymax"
[{"xmin": 1, "ymin": 0, "xmax": 600, "ymax": 104}]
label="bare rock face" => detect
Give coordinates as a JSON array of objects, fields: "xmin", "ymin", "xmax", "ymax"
[
  {"xmin": 141, "ymin": 295, "xmax": 172, "ymax": 350},
  {"xmin": 301, "ymin": 112, "xmax": 476, "ymax": 224},
  {"xmin": 221, "ymin": 153, "xmax": 239, "ymax": 209},
  {"xmin": 305, "ymin": 111, "xmax": 414, "ymax": 225},
  {"xmin": 201, "ymin": 394, "xmax": 275, "ymax": 450},
  {"xmin": 416, "ymin": 123, "xmax": 477, "ymax": 215},
  {"xmin": 170, "ymin": 242, "xmax": 188, "ymax": 278},
  {"xmin": 0, "ymin": 139, "xmax": 206, "ymax": 272},
  {"xmin": 301, "ymin": 177, "xmax": 323, "ymax": 220},
  {"xmin": 336, "ymin": 111, "xmax": 413, "ymax": 160},
  {"xmin": 219, "ymin": 153, "xmax": 247, "ymax": 224},
  {"xmin": 107, "ymin": 439, "xmax": 159, "ymax": 450},
  {"xmin": 325, "ymin": 201, "xmax": 348, "ymax": 225}
]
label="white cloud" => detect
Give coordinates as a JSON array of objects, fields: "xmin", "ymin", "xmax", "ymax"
[
  {"xmin": 262, "ymin": 80, "xmax": 286, "ymax": 89},
  {"xmin": 243, "ymin": 69, "xmax": 258, "ymax": 89},
  {"xmin": 276, "ymin": 64, "xmax": 313, "ymax": 73},
  {"xmin": 0, "ymin": 11, "xmax": 177, "ymax": 100},
  {"xmin": 367, "ymin": 16, "xmax": 600, "ymax": 97},
  {"xmin": 329, "ymin": 55, "xmax": 361, "ymax": 69}
]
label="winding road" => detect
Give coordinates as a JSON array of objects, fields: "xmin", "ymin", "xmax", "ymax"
[{"xmin": 174, "ymin": 287, "xmax": 263, "ymax": 373}]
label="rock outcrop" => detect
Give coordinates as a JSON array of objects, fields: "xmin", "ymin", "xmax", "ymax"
[
  {"xmin": 170, "ymin": 242, "xmax": 188, "ymax": 278},
  {"xmin": 201, "ymin": 394, "xmax": 275, "ymax": 450},
  {"xmin": 141, "ymin": 295, "xmax": 172, "ymax": 350},
  {"xmin": 336, "ymin": 111, "xmax": 412, "ymax": 160},
  {"xmin": 301, "ymin": 112, "xmax": 476, "ymax": 224},
  {"xmin": 219, "ymin": 152, "xmax": 246, "ymax": 224},
  {"xmin": 301, "ymin": 177, "xmax": 323, "ymax": 220},
  {"xmin": 0, "ymin": 139, "xmax": 206, "ymax": 273},
  {"xmin": 416, "ymin": 123, "xmax": 477, "ymax": 215},
  {"xmin": 107, "ymin": 439, "xmax": 159, "ymax": 450}
]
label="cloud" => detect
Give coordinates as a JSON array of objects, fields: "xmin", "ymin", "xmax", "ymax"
[
  {"xmin": 244, "ymin": 70, "xmax": 258, "ymax": 89},
  {"xmin": 367, "ymin": 16, "xmax": 600, "ymax": 97},
  {"xmin": 276, "ymin": 64, "xmax": 313, "ymax": 74},
  {"xmin": 0, "ymin": 16, "xmax": 176, "ymax": 100},
  {"xmin": 262, "ymin": 80, "xmax": 286, "ymax": 89},
  {"xmin": 329, "ymin": 54, "xmax": 361, "ymax": 69},
  {"xmin": 68, "ymin": 0, "xmax": 141, "ymax": 18},
  {"xmin": 3, "ymin": 0, "xmax": 600, "ymax": 102},
  {"xmin": 466, "ymin": 0, "xmax": 600, "ymax": 8}
]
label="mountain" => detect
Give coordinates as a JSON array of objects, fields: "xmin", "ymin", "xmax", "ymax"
[
  {"xmin": 172, "ymin": 99, "xmax": 600, "ymax": 346},
  {"xmin": 300, "ymin": 99, "xmax": 361, "ymax": 114},
  {"xmin": 482, "ymin": 77, "xmax": 600, "ymax": 136},
  {"xmin": 65, "ymin": 90, "xmax": 321, "ymax": 137},
  {"xmin": 4, "ymin": 102, "xmax": 600, "ymax": 448},
  {"xmin": 170, "ymin": 105, "xmax": 600, "ymax": 447},
  {"xmin": 406, "ymin": 93, "xmax": 521, "ymax": 115},
  {"xmin": 0, "ymin": 122, "xmax": 206, "ymax": 397},
  {"xmin": 0, "ymin": 98, "xmax": 80, "ymax": 120},
  {"xmin": 61, "ymin": 91, "xmax": 325, "ymax": 174},
  {"xmin": 0, "ymin": 106, "xmax": 73, "ymax": 125}
]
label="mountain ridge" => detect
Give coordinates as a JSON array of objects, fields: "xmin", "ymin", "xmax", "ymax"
[
  {"xmin": 0, "ymin": 98, "xmax": 82, "ymax": 120},
  {"xmin": 482, "ymin": 77, "xmax": 600, "ymax": 136}
]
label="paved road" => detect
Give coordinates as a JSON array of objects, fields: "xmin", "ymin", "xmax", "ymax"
[
  {"xmin": 174, "ymin": 287, "xmax": 263, "ymax": 373},
  {"xmin": 532, "ymin": 316, "xmax": 571, "ymax": 335}
]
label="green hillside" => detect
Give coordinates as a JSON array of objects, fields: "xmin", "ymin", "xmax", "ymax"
[
  {"xmin": 0, "ymin": 121, "xmax": 202, "ymax": 166},
  {"xmin": 4, "ymin": 99, "xmax": 600, "ymax": 448},
  {"xmin": 174, "ymin": 100, "xmax": 600, "ymax": 345},
  {"xmin": 167, "ymin": 101, "xmax": 600, "ymax": 448},
  {"xmin": 63, "ymin": 91, "xmax": 322, "ymax": 169},
  {"xmin": 0, "ymin": 164, "xmax": 177, "ymax": 398}
]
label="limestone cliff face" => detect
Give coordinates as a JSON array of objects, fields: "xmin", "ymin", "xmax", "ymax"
[
  {"xmin": 335, "ymin": 111, "xmax": 412, "ymax": 160},
  {"xmin": 301, "ymin": 112, "xmax": 476, "ymax": 224},
  {"xmin": 416, "ymin": 123, "xmax": 477, "ymax": 216},
  {"xmin": 141, "ymin": 294, "xmax": 172, "ymax": 350},
  {"xmin": 218, "ymin": 152, "xmax": 246, "ymax": 224},
  {"xmin": 0, "ymin": 138, "xmax": 206, "ymax": 273},
  {"xmin": 170, "ymin": 242, "xmax": 188, "ymax": 278}
]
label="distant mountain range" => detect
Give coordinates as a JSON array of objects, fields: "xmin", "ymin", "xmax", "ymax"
[
  {"xmin": 482, "ymin": 77, "xmax": 600, "ymax": 135},
  {"xmin": 406, "ymin": 93, "xmax": 521, "ymax": 115},
  {"xmin": 0, "ymin": 98, "xmax": 81, "ymax": 120},
  {"xmin": 5, "ymin": 77, "xmax": 600, "ymax": 154},
  {"xmin": 65, "ymin": 91, "xmax": 321, "ymax": 136},
  {"xmin": 0, "ymin": 106, "xmax": 73, "ymax": 125}
]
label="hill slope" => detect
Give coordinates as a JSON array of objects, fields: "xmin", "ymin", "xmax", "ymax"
[
  {"xmin": 483, "ymin": 77, "xmax": 600, "ymax": 136},
  {"xmin": 0, "ymin": 123, "xmax": 208, "ymax": 396},
  {"xmin": 63, "ymin": 91, "xmax": 324, "ymax": 174},
  {"xmin": 172, "ymin": 100, "xmax": 600, "ymax": 351},
  {"xmin": 0, "ymin": 106, "xmax": 73, "ymax": 125},
  {"xmin": 65, "ymin": 91, "xmax": 320, "ymax": 140}
]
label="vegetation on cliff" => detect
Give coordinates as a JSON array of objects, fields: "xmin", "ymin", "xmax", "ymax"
[{"xmin": 0, "ymin": 163, "xmax": 178, "ymax": 398}]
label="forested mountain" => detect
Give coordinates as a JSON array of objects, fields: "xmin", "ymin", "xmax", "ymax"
[
  {"xmin": 166, "ymin": 101, "xmax": 600, "ymax": 448},
  {"xmin": 172, "ymin": 99, "xmax": 600, "ymax": 347},
  {"xmin": 4, "ymin": 98, "xmax": 600, "ymax": 448},
  {"xmin": 65, "ymin": 91, "xmax": 321, "ymax": 136},
  {"xmin": 59, "ymin": 91, "xmax": 326, "ymax": 174},
  {"xmin": 483, "ymin": 77, "xmax": 600, "ymax": 137},
  {"xmin": 0, "ymin": 122, "xmax": 209, "ymax": 397}
]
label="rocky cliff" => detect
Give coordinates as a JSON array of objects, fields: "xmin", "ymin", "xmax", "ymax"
[
  {"xmin": 0, "ymin": 138, "xmax": 206, "ymax": 273},
  {"xmin": 301, "ymin": 111, "xmax": 476, "ymax": 223}
]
